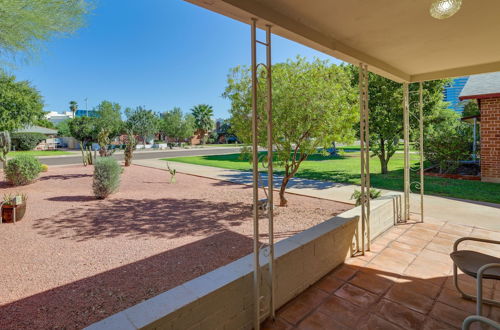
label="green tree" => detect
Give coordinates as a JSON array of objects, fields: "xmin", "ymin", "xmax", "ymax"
[
  {"xmin": 191, "ymin": 104, "xmax": 214, "ymax": 144},
  {"xmin": 56, "ymin": 119, "xmax": 71, "ymax": 137},
  {"xmin": 35, "ymin": 114, "xmax": 55, "ymax": 128},
  {"xmin": 68, "ymin": 116, "xmax": 96, "ymax": 165},
  {"xmin": 462, "ymin": 100, "xmax": 480, "ymax": 117},
  {"xmin": 0, "ymin": 71, "xmax": 45, "ymax": 132},
  {"xmin": 225, "ymin": 57, "xmax": 358, "ymax": 206},
  {"xmin": 0, "ymin": 0, "xmax": 92, "ymax": 64},
  {"xmin": 125, "ymin": 106, "xmax": 159, "ymax": 144},
  {"xmin": 94, "ymin": 100, "xmax": 123, "ymax": 139},
  {"xmin": 349, "ymin": 66, "xmax": 450, "ymax": 174},
  {"xmin": 69, "ymin": 100, "xmax": 78, "ymax": 117},
  {"xmin": 160, "ymin": 107, "xmax": 195, "ymax": 142}
]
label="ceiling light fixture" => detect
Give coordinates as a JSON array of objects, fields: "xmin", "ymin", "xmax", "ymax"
[{"xmin": 430, "ymin": 0, "xmax": 462, "ymax": 19}]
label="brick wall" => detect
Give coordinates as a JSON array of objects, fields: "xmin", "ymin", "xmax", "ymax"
[{"xmin": 480, "ymin": 97, "xmax": 500, "ymax": 183}]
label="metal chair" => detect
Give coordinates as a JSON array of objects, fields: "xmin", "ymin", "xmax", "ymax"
[
  {"xmin": 462, "ymin": 315, "xmax": 500, "ymax": 330},
  {"xmin": 450, "ymin": 237, "xmax": 500, "ymax": 316}
]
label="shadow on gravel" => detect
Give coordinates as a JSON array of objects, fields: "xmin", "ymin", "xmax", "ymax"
[
  {"xmin": 47, "ymin": 195, "xmax": 96, "ymax": 202},
  {"xmin": 33, "ymin": 198, "xmax": 251, "ymax": 241},
  {"xmin": 39, "ymin": 173, "xmax": 92, "ymax": 181},
  {"xmin": 0, "ymin": 231, "xmax": 253, "ymax": 329}
]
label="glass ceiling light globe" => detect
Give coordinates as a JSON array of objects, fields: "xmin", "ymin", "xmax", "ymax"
[{"xmin": 430, "ymin": 0, "xmax": 462, "ymax": 19}]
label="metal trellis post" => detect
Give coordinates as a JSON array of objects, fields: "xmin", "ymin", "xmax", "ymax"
[{"xmin": 403, "ymin": 82, "xmax": 410, "ymax": 222}]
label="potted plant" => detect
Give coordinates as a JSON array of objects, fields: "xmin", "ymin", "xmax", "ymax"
[{"xmin": 1, "ymin": 193, "xmax": 28, "ymax": 223}]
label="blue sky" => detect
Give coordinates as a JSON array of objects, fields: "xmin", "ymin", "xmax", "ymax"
[{"xmin": 10, "ymin": 0, "xmax": 341, "ymax": 119}]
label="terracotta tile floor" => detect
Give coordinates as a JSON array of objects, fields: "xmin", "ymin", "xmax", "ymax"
[{"xmin": 263, "ymin": 220, "xmax": 500, "ymax": 330}]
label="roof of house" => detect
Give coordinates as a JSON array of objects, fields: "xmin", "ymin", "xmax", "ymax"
[
  {"xmin": 15, "ymin": 125, "xmax": 58, "ymax": 135},
  {"xmin": 186, "ymin": 0, "xmax": 500, "ymax": 82},
  {"xmin": 459, "ymin": 72, "xmax": 500, "ymax": 100}
]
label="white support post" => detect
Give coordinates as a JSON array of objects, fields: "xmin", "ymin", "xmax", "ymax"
[
  {"xmin": 403, "ymin": 82, "xmax": 410, "ymax": 222},
  {"xmin": 419, "ymin": 82, "xmax": 424, "ymax": 223},
  {"xmin": 250, "ymin": 19, "xmax": 275, "ymax": 328},
  {"xmin": 250, "ymin": 18, "xmax": 261, "ymax": 330},
  {"xmin": 359, "ymin": 63, "xmax": 370, "ymax": 253},
  {"xmin": 265, "ymin": 24, "xmax": 275, "ymax": 321}
]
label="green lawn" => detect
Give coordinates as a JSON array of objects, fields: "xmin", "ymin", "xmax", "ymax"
[
  {"xmin": 166, "ymin": 152, "xmax": 500, "ymax": 204},
  {"xmin": 8, "ymin": 150, "xmax": 74, "ymax": 157}
]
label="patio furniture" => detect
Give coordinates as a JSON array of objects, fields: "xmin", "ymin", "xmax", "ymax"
[
  {"xmin": 451, "ymin": 237, "xmax": 500, "ymax": 316},
  {"xmin": 462, "ymin": 315, "xmax": 500, "ymax": 330}
]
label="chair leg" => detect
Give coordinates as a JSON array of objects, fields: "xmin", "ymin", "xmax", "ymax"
[{"xmin": 454, "ymin": 263, "xmax": 500, "ymax": 310}]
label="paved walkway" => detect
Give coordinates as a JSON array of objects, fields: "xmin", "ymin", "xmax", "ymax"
[
  {"xmin": 264, "ymin": 220, "xmax": 500, "ymax": 329},
  {"xmin": 134, "ymin": 159, "xmax": 500, "ymax": 231}
]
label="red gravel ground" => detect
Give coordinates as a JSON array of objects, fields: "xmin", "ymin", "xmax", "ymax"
[{"xmin": 0, "ymin": 165, "xmax": 351, "ymax": 329}]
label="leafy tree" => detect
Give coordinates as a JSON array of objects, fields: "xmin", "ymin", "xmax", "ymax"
[
  {"xmin": 462, "ymin": 100, "xmax": 480, "ymax": 117},
  {"xmin": 160, "ymin": 107, "xmax": 195, "ymax": 142},
  {"xmin": 69, "ymin": 100, "xmax": 78, "ymax": 117},
  {"xmin": 349, "ymin": 66, "xmax": 450, "ymax": 174},
  {"xmin": 0, "ymin": 0, "xmax": 92, "ymax": 64},
  {"xmin": 68, "ymin": 116, "xmax": 96, "ymax": 165},
  {"xmin": 225, "ymin": 57, "xmax": 358, "ymax": 206},
  {"xmin": 94, "ymin": 100, "xmax": 123, "ymax": 139},
  {"xmin": 35, "ymin": 115, "xmax": 55, "ymax": 129},
  {"xmin": 215, "ymin": 119, "xmax": 237, "ymax": 143},
  {"xmin": 191, "ymin": 104, "xmax": 214, "ymax": 144},
  {"xmin": 0, "ymin": 71, "xmax": 45, "ymax": 132},
  {"xmin": 125, "ymin": 106, "xmax": 159, "ymax": 144},
  {"xmin": 56, "ymin": 119, "xmax": 71, "ymax": 137},
  {"xmin": 422, "ymin": 117, "xmax": 472, "ymax": 173}
]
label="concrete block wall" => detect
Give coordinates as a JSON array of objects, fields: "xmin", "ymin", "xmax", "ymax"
[
  {"xmin": 480, "ymin": 97, "xmax": 500, "ymax": 183},
  {"xmin": 86, "ymin": 194, "xmax": 400, "ymax": 330}
]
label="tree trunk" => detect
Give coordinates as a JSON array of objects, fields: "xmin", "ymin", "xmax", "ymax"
[
  {"xmin": 80, "ymin": 142, "xmax": 87, "ymax": 166},
  {"xmin": 378, "ymin": 138, "xmax": 389, "ymax": 174},
  {"xmin": 279, "ymin": 176, "xmax": 290, "ymax": 207},
  {"xmin": 380, "ymin": 157, "xmax": 388, "ymax": 174}
]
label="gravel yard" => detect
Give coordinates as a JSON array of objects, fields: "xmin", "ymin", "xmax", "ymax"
[{"xmin": 0, "ymin": 165, "xmax": 352, "ymax": 329}]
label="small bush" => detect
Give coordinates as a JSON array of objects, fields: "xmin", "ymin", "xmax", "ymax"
[
  {"xmin": 93, "ymin": 157, "xmax": 122, "ymax": 199},
  {"xmin": 40, "ymin": 164, "xmax": 49, "ymax": 172},
  {"xmin": 351, "ymin": 188, "xmax": 382, "ymax": 206},
  {"xmin": 11, "ymin": 133, "xmax": 46, "ymax": 151},
  {"xmin": 4, "ymin": 155, "xmax": 42, "ymax": 185}
]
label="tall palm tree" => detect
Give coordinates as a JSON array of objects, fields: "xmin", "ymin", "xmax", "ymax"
[
  {"xmin": 191, "ymin": 104, "xmax": 214, "ymax": 144},
  {"xmin": 69, "ymin": 100, "xmax": 78, "ymax": 118}
]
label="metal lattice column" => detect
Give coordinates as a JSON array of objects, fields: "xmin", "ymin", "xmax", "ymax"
[
  {"xmin": 251, "ymin": 19, "xmax": 275, "ymax": 330},
  {"xmin": 403, "ymin": 82, "xmax": 410, "ymax": 222},
  {"xmin": 418, "ymin": 82, "xmax": 424, "ymax": 223},
  {"xmin": 359, "ymin": 63, "xmax": 370, "ymax": 253}
]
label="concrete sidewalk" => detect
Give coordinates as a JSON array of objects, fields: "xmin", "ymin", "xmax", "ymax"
[{"xmin": 135, "ymin": 159, "xmax": 500, "ymax": 231}]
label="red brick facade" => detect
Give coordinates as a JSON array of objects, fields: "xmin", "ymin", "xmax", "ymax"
[{"xmin": 480, "ymin": 97, "xmax": 500, "ymax": 183}]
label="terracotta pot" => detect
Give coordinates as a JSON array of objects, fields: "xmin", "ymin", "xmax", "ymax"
[{"xmin": 1, "ymin": 203, "xmax": 27, "ymax": 223}]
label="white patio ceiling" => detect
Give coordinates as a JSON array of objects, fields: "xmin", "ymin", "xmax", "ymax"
[{"xmin": 185, "ymin": 0, "xmax": 500, "ymax": 82}]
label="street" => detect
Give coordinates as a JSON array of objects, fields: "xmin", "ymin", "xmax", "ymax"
[{"xmin": 1, "ymin": 147, "xmax": 241, "ymax": 168}]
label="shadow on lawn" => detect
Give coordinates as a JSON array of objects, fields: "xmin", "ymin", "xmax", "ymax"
[
  {"xmin": 212, "ymin": 170, "xmax": 354, "ymax": 191},
  {"xmin": 0, "ymin": 231, "xmax": 253, "ymax": 329},
  {"xmin": 33, "ymin": 197, "xmax": 252, "ymax": 241}
]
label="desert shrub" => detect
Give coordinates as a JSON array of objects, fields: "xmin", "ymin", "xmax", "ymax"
[
  {"xmin": 351, "ymin": 188, "xmax": 382, "ymax": 206},
  {"xmin": 11, "ymin": 133, "xmax": 46, "ymax": 151},
  {"xmin": 4, "ymin": 155, "xmax": 42, "ymax": 185},
  {"xmin": 93, "ymin": 157, "xmax": 122, "ymax": 199},
  {"xmin": 422, "ymin": 124, "xmax": 472, "ymax": 173}
]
